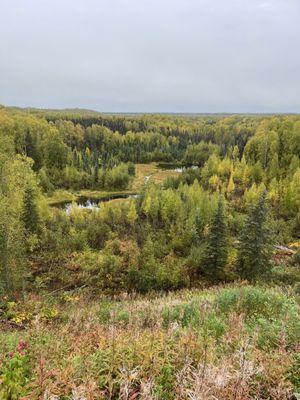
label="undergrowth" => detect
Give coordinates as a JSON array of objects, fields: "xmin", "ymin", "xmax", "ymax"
[{"xmin": 0, "ymin": 284, "xmax": 299, "ymax": 399}]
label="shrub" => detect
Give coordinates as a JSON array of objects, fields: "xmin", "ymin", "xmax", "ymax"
[
  {"xmin": 253, "ymin": 318, "xmax": 283, "ymax": 350},
  {"xmin": 154, "ymin": 364, "xmax": 175, "ymax": 400},
  {"xmin": 287, "ymin": 353, "xmax": 300, "ymax": 392},
  {"xmin": 0, "ymin": 341, "xmax": 31, "ymax": 399},
  {"xmin": 97, "ymin": 301, "xmax": 113, "ymax": 324},
  {"xmin": 87, "ymin": 223, "xmax": 111, "ymax": 250},
  {"xmin": 215, "ymin": 286, "xmax": 294, "ymax": 321},
  {"xmin": 202, "ymin": 313, "xmax": 227, "ymax": 339},
  {"xmin": 290, "ymin": 248, "xmax": 300, "ymax": 266},
  {"xmin": 272, "ymin": 265, "xmax": 300, "ymax": 286},
  {"xmin": 162, "ymin": 305, "xmax": 183, "ymax": 328}
]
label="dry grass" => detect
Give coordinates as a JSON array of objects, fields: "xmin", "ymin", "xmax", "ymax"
[
  {"xmin": 0, "ymin": 285, "xmax": 298, "ymax": 399},
  {"xmin": 132, "ymin": 163, "xmax": 180, "ymax": 190}
]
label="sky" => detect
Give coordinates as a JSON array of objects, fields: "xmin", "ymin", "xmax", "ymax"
[{"xmin": 0, "ymin": 0, "xmax": 300, "ymax": 113}]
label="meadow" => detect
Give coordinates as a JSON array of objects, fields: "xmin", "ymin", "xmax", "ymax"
[{"xmin": 1, "ymin": 285, "xmax": 299, "ymax": 399}]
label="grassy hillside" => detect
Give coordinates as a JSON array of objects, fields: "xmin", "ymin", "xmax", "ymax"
[{"xmin": 0, "ymin": 284, "xmax": 299, "ymax": 399}]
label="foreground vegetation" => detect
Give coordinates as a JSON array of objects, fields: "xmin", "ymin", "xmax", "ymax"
[{"xmin": 1, "ymin": 285, "xmax": 299, "ymax": 399}]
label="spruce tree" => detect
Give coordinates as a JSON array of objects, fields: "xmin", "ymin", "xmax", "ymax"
[
  {"xmin": 202, "ymin": 195, "xmax": 228, "ymax": 281},
  {"xmin": 237, "ymin": 190, "xmax": 273, "ymax": 281},
  {"xmin": 23, "ymin": 186, "xmax": 39, "ymax": 234},
  {"xmin": 93, "ymin": 162, "xmax": 99, "ymax": 186}
]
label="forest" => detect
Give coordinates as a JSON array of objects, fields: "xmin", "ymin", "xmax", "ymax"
[{"xmin": 0, "ymin": 105, "xmax": 299, "ymax": 399}]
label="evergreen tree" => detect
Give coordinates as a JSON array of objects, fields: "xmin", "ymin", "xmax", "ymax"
[
  {"xmin": 22, "ymin": 186, "xmax": 39, "ymax": 234},
  {"xmin": 202, "ymin": 195, "xmax": 228, "ymax": 281},
  {"xmin": 237, "ymin": 190, "xmax": 273, "ymax": 281},
  {"xmin": 93, "ymin": 162, "xmax": 99, "ymax": 186},
  {"xmin": 24, "ymin": 130, "xmax": 41, "ymax": 170},
  {"xmin": 128, "ymin": 162, "xmax": 136, "ymax": 176}
]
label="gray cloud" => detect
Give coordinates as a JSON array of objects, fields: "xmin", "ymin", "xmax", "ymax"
[{"xmin": 0, "ymin": 0, "xmax": 299, "ymax": 112}]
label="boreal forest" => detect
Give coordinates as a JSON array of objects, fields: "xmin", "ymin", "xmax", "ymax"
[{"xmin": 0, "ymin": 106, "xmax": 299, "ymax": 399}]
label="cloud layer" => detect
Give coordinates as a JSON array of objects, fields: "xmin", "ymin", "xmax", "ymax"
[{"xmin": 1, "ymin": 0, "xmax": 299, "ymax": 112}]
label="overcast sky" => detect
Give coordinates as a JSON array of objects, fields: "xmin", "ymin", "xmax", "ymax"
[{"xmin": 0, "ymin": 0, "xmax": 299, "ymax": 113}]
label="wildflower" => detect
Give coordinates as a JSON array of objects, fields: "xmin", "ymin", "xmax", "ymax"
[{"xmin": 17, "ymin": 340, "xmax": 28, "ymax": 353}]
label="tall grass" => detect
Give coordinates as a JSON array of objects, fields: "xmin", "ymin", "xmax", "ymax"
[{"xmin": 0, "ymin": 284, "xmax": 299, "ymax": 399}]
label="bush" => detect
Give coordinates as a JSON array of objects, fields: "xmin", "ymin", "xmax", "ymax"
[
  {"xmin": 87, "ymin": 222, "xmax": 110, "ymax": 249},
  {"xmin": 0, "ymin": 341, "xmax": 31, "ymax": 399},
  {"xmin": 271, "ymin": 265, "xmax": 300, "ymax": 286},
  {"xmin": 202, "ymin": 313, "xmax": 227, "ymax": 339},
  {"xmin": 154, "ymin": 364, "xmax": 175, "ymax": 400},
  {"xmin": 97, "ymin": 301, "xmax": 112, "ymax": 324},
  {"xmin": 290, "ymin": 248, "xmax": 300, "ymax": 266},
  {"xmin": 253, "ymin": 318, "xmax": 283, "ymax": 350},
  {"xmin": 215, "ymin": 286, "xmax": 295, "ymax": 321},
  {"xmin": 287, "ymin": 353, "xmax": 300, "ymax": 392}
]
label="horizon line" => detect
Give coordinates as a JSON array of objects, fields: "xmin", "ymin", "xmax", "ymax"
[{"xmin": 2, "ymin": 104, "xmax": 300, "ymax": 116}]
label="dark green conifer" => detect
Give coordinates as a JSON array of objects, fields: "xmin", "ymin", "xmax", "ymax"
[
  {"xmin": 23, "ymin": 186, "xmax": 39, "ymax": 234},
  {"xmin": 202, "ymin": 195, "xmax": 228, "ymax": 281},
  {"xmin": 237, "ymin": 190, "xmax": 273, "ymax": 281}
]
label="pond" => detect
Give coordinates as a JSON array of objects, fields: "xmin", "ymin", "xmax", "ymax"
[
  {"xmin": 52, "ymin": 193, "xmax": 139, "ymax": 212},
  {"xmin": 157, "ymin": 163, "xmax": 198, "ymax": 172}
]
